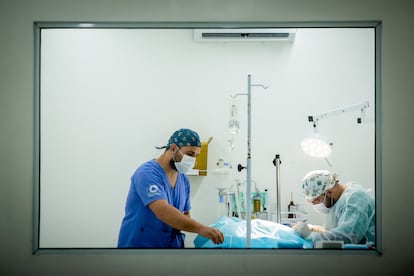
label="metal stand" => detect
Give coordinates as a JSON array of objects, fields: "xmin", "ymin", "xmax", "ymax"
[
  {"xmin": 272, "ymin": 154, "xmax": 282, "ymax": 224},
  {"xmin": 235, "ymin": 74, "xmax": 268, "ymax": 248}
]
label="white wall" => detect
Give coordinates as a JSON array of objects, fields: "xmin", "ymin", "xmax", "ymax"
[
  {"xmin": 39, "ymin": 28, "xmax": 374, "ymax": 248},
  {"xmin": 1, "ymin": 0, "xmax": 413, "ymax": 275}
]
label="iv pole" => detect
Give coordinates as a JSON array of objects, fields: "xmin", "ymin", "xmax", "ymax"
[{"xmin": 235, "ymin": 74, "xmax": 268, "ymax": 248}]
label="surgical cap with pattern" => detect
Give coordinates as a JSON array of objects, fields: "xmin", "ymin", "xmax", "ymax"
[
  {"xmin": 301, "ymin": 170, "xmax": 337, "ymax": 200},
  {"xmin": 165, "ymin": 128, "xmax": 201, "ymax": 149}
]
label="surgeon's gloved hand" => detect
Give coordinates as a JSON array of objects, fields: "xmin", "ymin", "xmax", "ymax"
[{"xmin": 292, "ymin": 222, "xmax": 312, "ymax": 239}]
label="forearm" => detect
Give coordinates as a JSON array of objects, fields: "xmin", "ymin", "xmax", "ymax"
[
  {"xmin": 162, "ymin": 207, "xmax": 203, "ymax": 233},
  {"xmin": 309, "ymin": 224, "xmax": 325, "ymax": 233},
  {"xmin": 149, "ymin": 200, "xmax": 203, "ymax": 234},
  {"xmin": 149, "ymin": 200, "xmax": 224, "ymax": 245}
]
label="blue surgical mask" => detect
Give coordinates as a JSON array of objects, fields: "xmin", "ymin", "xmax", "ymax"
[{"xmin": 173, "ymin": 150, "xmax": 196, "ymax": 174}]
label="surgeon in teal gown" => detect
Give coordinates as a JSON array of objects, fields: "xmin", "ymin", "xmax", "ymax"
[{"xmin": 293, "ymin": 170, "xmax": 375, "ymax": 245}]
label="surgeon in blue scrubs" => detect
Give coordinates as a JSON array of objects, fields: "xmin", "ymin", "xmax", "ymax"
[{"xmin": 118, "ymin": 128, "xmax": 224, "ymax": 248}]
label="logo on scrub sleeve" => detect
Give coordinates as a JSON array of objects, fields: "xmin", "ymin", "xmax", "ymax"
[{"xmin": 147, "ymin": 184, "xmax": 161, "ymax": 197}]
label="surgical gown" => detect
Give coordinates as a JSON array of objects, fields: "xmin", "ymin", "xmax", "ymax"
[{"xmin": 310, "ymin": 183, "xmax": 375, "ymax": 245}]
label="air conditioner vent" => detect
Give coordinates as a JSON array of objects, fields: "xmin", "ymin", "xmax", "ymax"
[{"xmin": 194, "ymin": 28, "xmax": 296, "ymax": 42}]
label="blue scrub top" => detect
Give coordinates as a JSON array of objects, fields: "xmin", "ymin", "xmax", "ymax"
[{"xmin": 118, "ymin": 159, "xmax": 191, "ymax": 248}]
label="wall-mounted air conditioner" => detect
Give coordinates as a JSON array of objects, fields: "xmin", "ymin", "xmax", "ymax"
[{"xmin": 193, "ymin": 28, "xmax": 296, "ymax": 42}]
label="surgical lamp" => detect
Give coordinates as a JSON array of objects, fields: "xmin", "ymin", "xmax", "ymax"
[
  {"xmin": 300, "ymin": 133, "xmax": 332, "ymax": 158},
  {"xmin": 301, "ymin": 101, "xmax": 370, "ymax": 158}
]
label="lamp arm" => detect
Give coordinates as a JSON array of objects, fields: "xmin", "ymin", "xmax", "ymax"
[{"xmin": 308, "ymin": 101, "xmax": 369, "ymax": 124}]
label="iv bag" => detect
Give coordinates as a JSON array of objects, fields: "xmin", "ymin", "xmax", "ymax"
[{"xmin": 228, "ymin": 104, "xmax": 240, "ymax": 134}]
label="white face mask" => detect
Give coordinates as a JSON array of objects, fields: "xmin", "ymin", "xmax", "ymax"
[
  {"xmin": 174, "ymin": 151, "xmax": 196, "ymax": 174},
  {"xmin": 313, "ymin": 202, "xmax": 330, "ymax": 214}
]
